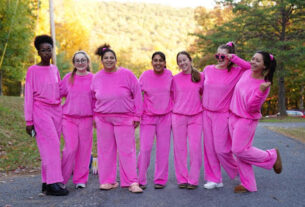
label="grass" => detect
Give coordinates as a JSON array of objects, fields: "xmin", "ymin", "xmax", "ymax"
[
  {"xmin": 265, "ymin": 126, "xmax": 305, "ymax": 143},
  {"xmin": 260, "ymin": 117, "xmax": 305, "ymax": 122},
  {"xmin": 0, "ymin": 96, "xmax": 140, "ymax": 177}
]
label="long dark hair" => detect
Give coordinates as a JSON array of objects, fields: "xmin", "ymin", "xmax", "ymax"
[
  {"xmin": 256, "ymin": 51, "xmax": 277, "ymax": 84},
  {"xmin": 176, "ymin": 51, "xmax": 201, "ymax": 83},
  {"xmin": 218, "ymin": 42, "xmax": 236, "ymax": 72},
  {"xmin": 70, "ymin": 51, "xmax": 91, "ymax": 84}
]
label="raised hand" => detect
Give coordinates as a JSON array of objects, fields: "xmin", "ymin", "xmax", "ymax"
[{"xmin": 259, "ymin": 82, "xmax": 271, "ymax": 92}]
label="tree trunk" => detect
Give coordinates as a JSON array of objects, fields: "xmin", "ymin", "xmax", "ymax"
[
  {"xmin": 278, "ymin": 63, "xmax": 287, "ymax": 117},
  {"xmin": 300, "ymin": 85, "xmax": 304, "ymax": 112}
]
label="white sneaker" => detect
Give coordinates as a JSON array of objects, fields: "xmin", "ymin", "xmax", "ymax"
[
  {"xmin": 75, "ymin": 183, "xmax": 86, "ymax": 189},
  {"xmin": 203, "ymin": 181, "xmax": 224, "ymax": 189}
]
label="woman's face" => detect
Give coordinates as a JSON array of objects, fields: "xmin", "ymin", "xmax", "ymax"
[
  {"xmin": 152, "ymin": 54, "xmax": 166, "ymax": 74},
  {"xmin": 102, "ymin": 51, "xmax": 116, "ymax": 71},
  {"xmin": 215, "ymin": 48, "xmax": 230, "ymax": 68},
  {"xmin": 38, "ymin": 43, "xmax": 52, "ymax": 63},
  {"xmin": 73, "ymin": 53, "xmax": 88, "ymax": 72},
  {"xmin": 177, "ymin": 54, "xmax": 192, "ymax": 74},
  {"xmin": 250, "ymin": 53, "xmax": 265, "ymax": 73}
]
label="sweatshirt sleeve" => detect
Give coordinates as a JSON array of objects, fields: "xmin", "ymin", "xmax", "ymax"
[
  {"xmin": 246, "ymin": 87, "xmax": 269, "ymax": 113},
  {"xmin": 129, "ymin": 73, "xmax": 143, "ymax": 121},
  {"xmin": 59, "ymin": 74, "xmax": 69, "ymax": 98},
  {"xmin": 231, "ymin": 54, "xmax": 251, "ymax": 70},
  {"xmin": 24, "ymin": 68, "xmax": 34, "ymax": 126}
]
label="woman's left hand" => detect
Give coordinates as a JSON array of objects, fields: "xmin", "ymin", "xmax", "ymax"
[{"xmin": 133, "ymin": 121, "xmax": 140, "ymax": 128}]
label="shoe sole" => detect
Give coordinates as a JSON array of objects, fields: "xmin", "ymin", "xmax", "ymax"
[{"xmin": 203, "ymin": 183, "xmax": 224, "ymax": 189}]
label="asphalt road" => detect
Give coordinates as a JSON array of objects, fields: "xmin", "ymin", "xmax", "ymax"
[{"xmin": 0, "ymin": 123, "xmax": 304, "ymax": 207}]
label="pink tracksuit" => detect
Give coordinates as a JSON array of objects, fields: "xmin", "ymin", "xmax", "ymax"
[
  {"xmin": 24, "ymin": 64, "xmax": 63, "ymax": 184},
  {"xmin": 202, "ymin": 55, "xmax": 250, "ymax": 183},
  {"xmin": 137, "ymin": 69, "xmax": 173, "ymax": 186},
  {"xmin": 60, "ymin": 72, "xmax": 94, "ymax": 185},
  {"xmin": 229, "ymin": 70, "xmax": 277, "ymax": 192},
  {"xmin": 171, "ymin": 71, "xmax": 203, "ymax": 185},
  {"xmin": 91, "ymin": 67, "xmax": 142, "ymax": 187}
]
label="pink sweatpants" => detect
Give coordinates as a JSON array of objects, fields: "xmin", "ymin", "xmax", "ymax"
[
  {"xmin": 203, "ymin": 110, "xmax": 238, "ymax": 183},
  {"xmin": 33, "ymin": 101, "xmax": 63, "ymax": 184},
  {"xmin": 229, "ymin": 113, "xmax": 277, "ymax": 191},
  {"xmin": 61, "ymin": 115, "xmax": 93, "ymax": 184},
  {"xmin": 137, "ymin": 113, "xmax": 171, "ymax": 186},
  {"xmin": 172, "ymin": 113, "xmax": 203, "ymax": 185},
  {"xmin": 95, "ymin": 115, "xmax": 138, "ymax": 187}
]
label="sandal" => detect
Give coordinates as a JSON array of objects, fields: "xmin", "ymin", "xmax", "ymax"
[
  {"xmin": 99, "ymin": 182, "xmax": 119, "ymax": 190},
  {"xmin": 128, "ymin": 183, "xmax": 143, "ymax": 193}
]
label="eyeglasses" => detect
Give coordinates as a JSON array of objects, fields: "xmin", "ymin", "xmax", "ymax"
[
  {"xmin": 75, "ymin": 59, "xmax": 87, "ymax": 64},
  {"xmin": 215, "ymin": 54, "xmax": 227, "ymax": 60}
]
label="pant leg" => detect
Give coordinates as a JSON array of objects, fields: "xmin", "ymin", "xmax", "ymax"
[
  {"xmin": 73, "ymin": 117, "xmax": 93, "ymax": 184},
  {"xmin": 154, "ymin": 113, "xmax": 171, "ymax": 185},
  {"xmin": 138, "ymin": 118, "xmax": 156, "ymax": 186},
  {"xmin": 203, "ymin": 110, "xmax": 222, "ymax": 183},
  {"xmin": 230, "ymin": 114, "xmax": 277, "ymax": 192},
  {"xmin": 213, "ymin": 112, "xmax": 238, "ymax": 180},
  {"xmin": 33, "ymin": 102, "xmax": 63, "ymax": 184},
  {"xmin": 61, "ymin": 116, "xmax": 79, "ymax": 184},
  {"xmin": 114, "ymin": 117, "xmax": 138, "ymax": 187},
  {"xmin": 187, "ymin": 113, "xmax": 203, "ymax": 185},
  {"xmin": 172, "ymin": 113, "xmax": 188, "ymax": 184},
  {"xmin": 95, "ymin": 116, "xmax": 117, "ymax": 185}
]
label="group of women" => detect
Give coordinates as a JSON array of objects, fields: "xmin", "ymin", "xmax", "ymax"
[{"xmin": 24, "ymin": 35, "xmax": 282, "ymax": 196}]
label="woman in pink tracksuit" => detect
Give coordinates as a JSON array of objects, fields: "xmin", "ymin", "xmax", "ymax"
[
  {"xmin": 137, "ymin": 51, "xmax": 173, "ymax": 190},
  {"xmin": 91, "ymin": 44, "xmax": 143, "ymax": 193},
  {"xmin": 60, "ymin": 51, "xmax": 94, "ymax": 189},
  {"xmin": 24, "ymin": 35, "xmax": 68, "ymax": 196},
  {"xmin": 202, "ymin": 42, "xmax": 251, "ymax": 189},
  {"xmin": 172, "ymin": 51, "xmax": 203, "ymax": 189},
  {"xmin": 229, "ymin": 51, "xmax": 282, "ymax": 193}
]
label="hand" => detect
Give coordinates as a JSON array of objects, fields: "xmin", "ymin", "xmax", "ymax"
[
  {"xmin": 227, "ymin": 54, "xmax": 233, "ymax": 60},
  {"xmin": 133, "ymin": 121, "xmax": 140, "ymax": 128},
  {"xmin": 26, "ymin": 125, "xmax": 34, "ymax": 136},
  {"xmin": 259, "ymin": 82, "xmax": 271, "ymax": 92}
]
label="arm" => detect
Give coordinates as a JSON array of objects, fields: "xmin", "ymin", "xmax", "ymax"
[
  {"xmin": 59, "ymin": 74, "xmax": 69, "ymax": 98},
  {"xmin": 246, "ymin": 82, "xmax": 270, "ymax": 113},
  {"xmin": 229, "ymin": 54, "xmax": 251, "ymax": 70},
  {"xmin": 130, "ymin": 74, "xmax": 143, "ymax": 122},
  {"xmin": 24, "ymin": 68, "xmax": 34, "ymax": 135}
]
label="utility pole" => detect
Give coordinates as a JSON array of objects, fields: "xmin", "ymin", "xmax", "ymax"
[{"xmin": 49, "ymin": 0, "xmax": 56, "ymax": 65}]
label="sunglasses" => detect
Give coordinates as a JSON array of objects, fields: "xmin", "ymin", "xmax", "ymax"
[{"xmin": 215, "ymin": 54, "xmax": 227, "ymax": 60}]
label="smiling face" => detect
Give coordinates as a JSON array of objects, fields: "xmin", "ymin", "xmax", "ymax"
[
  {"xmin": 250, "ymin": 53, "xmax": 265, "ymax": 74},
  {"xmin": 177, "ymin": 54, "xmax": 192, "ymax": 74},
  {"xmin": 102, "ymin": 51, "xmax": 117, "ymax": 71},
  {"xmin": 73, "ymin": 53, "xmax": 88, "ymax": 72},
  {"xmin": 38, "ymin": 43, "xmax": 53, "ymax": 64},
  {"xmin": 152, "ymin": 54, "xmax": 166, "ymax": 74},
  {"xmin": 215, "ymin": 48, "xmax": 230, "ymax": 68}
]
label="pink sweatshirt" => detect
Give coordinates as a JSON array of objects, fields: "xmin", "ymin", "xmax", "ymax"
[
  {"xmin": 172, "ymin": 71, "xmax": 203, "ymax": 115},
  {"xmin": 139, "ymin": 69, "xmax": 173, "ymax": 115},
  {"xmin": 230, "ymin": 70, "xmax": 270, "ymax": 120},
  {"xmin": 91, "ymin": 67, "xmax": 142, "ymax": 121},
  {"xmin": 24, "ymin": 64, "xmax": 61, "ymax": 126},
  {"xmin": 202, "ymin": 54, "xmax": 251, "ymax": 112},
  {"xmin": 60, "ymin": 72, "xmax": 94, "ymax": 117}
]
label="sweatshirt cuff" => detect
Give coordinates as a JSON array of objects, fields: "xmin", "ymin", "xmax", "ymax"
[
  {"xmin": 134, "ymin": 116, "xmax": 141, "ymax": 122},
  {"xmin": 26, "ymin": 121, "xmax": 33, "ymax": 126}
]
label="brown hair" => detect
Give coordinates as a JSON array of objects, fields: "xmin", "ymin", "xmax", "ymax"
[
  {"xmin": 95, "ymin": 43, "xmax": 117, "ymax": 60},
  {"xmin": 176, "ymin": 51, "xmax": 201, "ymax": 83},
  {"xmin": 70, "ymin": 50, "xmax": 91, "ymax": 84},
  {"xmin": 218, "ymin": 42, "xmax": 236, "ymax": 72}
]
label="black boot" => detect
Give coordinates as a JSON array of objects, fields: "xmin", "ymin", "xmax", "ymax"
[
  {"xmin": 42, "ymin": 183, "xmax": 47, "ymax": 193},
  {"xmin": 46, "ymin": 183, "xmax": 69, "ymax": 196}
]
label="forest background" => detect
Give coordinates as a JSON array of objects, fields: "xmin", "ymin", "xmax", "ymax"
[{"xmin": 0, "ymin": 0, "xmax": 305, "ymax": 116}]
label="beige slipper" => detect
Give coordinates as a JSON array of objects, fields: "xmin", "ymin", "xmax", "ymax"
[
  {"xmin": 128, "ymin": 183, "xmax": 143, "ymax": 193},
  {"xmin": 99, "ymin": 182, "xmax": 119, "ymax": 190}
]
